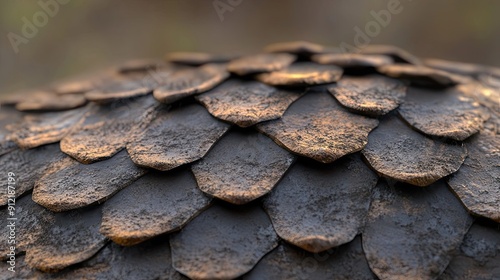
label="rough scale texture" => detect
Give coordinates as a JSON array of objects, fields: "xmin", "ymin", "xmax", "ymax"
[
  {"xmin": 127, "ymin": 104, "xmax": 230, "ymax": 171},
  {"xmin": 227, "ymin": 53, "xmax": 296, "ymax": 76},
  {"xmin": 362, "ymin": 181, "xmax": 473, "ymax": 280},
  {"xmin": 7, "ymin": 106, "xmax": 87, "ymax": 149},
  {"xmin": 312, "ymin": 53, "xmax": 393, "ymax": 69},
  {"xmin": 329, "ymin": 75, "xmax": 406, "ymax": 116},
  {"xmin": 256, "ymin": 62, "xmax": 343, "ymax": 87},
  {"xmin": 33, "ymin": 149, "xmax": 147, "ymax": 212},
  {"xmin": 1, "ymin": 43, "xmax": 499, "ymax": 280},
  {"xmin": 244, "ymin": 236, "xmax": 376, "ymax": 280},
  {"xmin": 15, "ymin": 93, "xmax": 87, "ymax": 112},
  {"xmin": 60, "ymin": 96, "xmax": 158, "ymax": 163},
  {"xmin": 0, "ymin": 106, "xmax": 21, "ymax": 156},
  {"xmin": 100, "ymin": 169, "xmax": 211, "ymax": 246},
  {"xmin": 378, "ymin": 64, "xmax": 468, "ymax": 87},
  {"xmin": 360, "ymin": 44, "xmax": 422, "ymax": 65},
  {"xmin": 192, "ymin": 130, "xmax": 295, "ymax": 204},
  {"xmin": 0, "ymin": 144, "xmax": 65, "ymax": 205},
  {"xmin": 258, "ymin": 91, "xmax": 379, "ymax": 163},
  {"xmin": 447, "ymin": 133, "xmax": 500, "ymax": 222},
  {"xmin": 362, "ymin": 115, "xmax": 467, "ymax": 186},
  {"xmin": 1, "ymin": 236, "xmax": 185, "ymax": 280},
  {"xmin": 170, "ymin": 204, "xmax": 279, "ymax": 280},
  {"xmin": 440, "ymin": 223, "xmax": 500, "ymax": 280},
  {"xmin": 153, "ymin": 64, "xmax": 229, "ymax": 103},
  {"xmin": 0, "ymin": 195, "xmax": 52, "ymax": 258},
  {"xmin": 25, "ymin": 204, "xmax": 108, "ymax": 272},
  {"xmin": 399, "ymin": 86, "xmax": 489, "ymax": 141},
  {"xmin": 83, "ymin": 78, "xmax": 153, "ymax": 103},
  {"xmin": 263, "ymin": 154, "xmax": 378, "ymax": 253},
  {"xmin": 196, "ymin": 80, "xmax": 303, "ymax": 127}
]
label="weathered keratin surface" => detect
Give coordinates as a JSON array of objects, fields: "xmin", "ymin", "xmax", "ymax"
[
  {"xmin": 256, "ymin": 62, "xmax": 343, "ymax": 87},
  {"xmin": 363, "ymin": 181, "xmax": 473, "ymax": 280},
  {"xmin": 227, "ymin": 53, "xmax": 296, "ymax": 76},
  {"xmin": 170, "ymin": 204, "xmax": 279, "ymax": 280},
  {"xmin": 399, "ymin": 86, "xmax": 489, "ymax": 141},
  {"xmin": 258, "ymin": 91, "xmax": 379, "ymax": 163},
  {"xmin": 362, "ymin": 115, "xmax": 467, "ymax": 186},
  {"xmin": 264, "ymin": 154, "xmax": 377, "ymax": 252},
  {"xmin": 329, "ymin": 75, "xmax": 406, "ymax": 116},
  {"xmin": 60, "ymin": 96, "xmax": 158, "ymax": 163},
  {"xmin": 0, "ymin": 144, "xmax": 65, "ymax": 205},
  {"xmin": 33, "ymin": 150, "xmax": 147, "ymax": 212},
  {"xmin": 196, "ymin": 80, "xmax": 303, "ymax": 127},
  {"xmin": 154, "ymin": 64, "xmax": 229, "ymax": 103},
  {"xmin": 2, "ymin": 42, "xmax": 499, "ymax": 280},
  {"xmin": 448, "ymin": 133, "xmax": 500, "ymax": 222},
  {"xmin": 127, "ymin": 104, "xmax": 230, "ymax": 171},
  {"xmin": 192, "ymin": 130, "xmax": 294, "ymax": 204},
  {"xmin": 101, "ymin": 169, "xmax": 211, "ymax": 245}
]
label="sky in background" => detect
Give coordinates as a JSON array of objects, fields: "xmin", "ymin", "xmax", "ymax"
[{"xmin": 1, "ymin": 0, "xmax": 499, "ymax": 94}]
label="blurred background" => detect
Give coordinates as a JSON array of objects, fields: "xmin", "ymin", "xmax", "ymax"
[{"xmin": 1, "ymin": 0, "xmax": 499, "ymax": 94}]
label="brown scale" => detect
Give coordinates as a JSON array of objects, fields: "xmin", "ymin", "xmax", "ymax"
[{"xmin": 1, "ymin": 42, "xmax": 499, "ymax": 280}]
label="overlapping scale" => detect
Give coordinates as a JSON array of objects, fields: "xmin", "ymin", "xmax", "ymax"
[
  {"xmin": 244, "ymin": 236, "xmax": 376, "ymax": 280},
  {"xmin": 362, "ymin": 180, "xmax": 473, "ymax": 280},
  {"xmin": 329, "ymin": 75, "xmax": 406, "ymax": 116},
  {"xmin": 441, "ymin": 222, "xmax": 500, "ymax": 280},
  {"xmin": 360, "ymin": 44, "xmax": 422, "ymax": 65},
  {"xmin": 0, "ymin": 237, "xmax": 186, "ymax": 280},
  {"xmin": 7, "ymin": 106, "xmax": 88, "ymax": 149},
  {"xmin": 0, "ymin": 144, "xmax": 65, "ymax": 205},
  {"xmin": 312, "ymin": 53, "xmax": 393, "ymax": 69},
  {"xmin": 153, "ymin": 64, "xmax": 229, "ymax": 104},
  {"xmin": 170, "ymin": 204, "xmax": 279, "ymax": 280},
  {"xmin": 83, "ymin": 78, "xmax": 153, "ymax": 104},
  {"xmin": 398, "ymin": 86, "xmax": 489, "ymax": 141},
  {"xmin": 33, "ymin": 149, "xmax": 147, "ymax": 212},
  {"xmin": 256, "ymin": 62, "xmax": 343, "ymax": 87},
  {"xmin": 1, "ymin": 195, "xmax": 51, "ymax": 258},
  {"xmin": 192, "ymin": 130, "xmax": 294, "ymax": 204},
  {"xmin": 127, "ymin": 103, "xmax": 230, "ymax": 171},
  {"xmin": 15, "ymin": 92, "xmax": 87, "ymax": 112},
  {"xmin": 1, "ymin": 195, "xmax": 107, "ymax": 272},
  {"xmin": 100, "ymin": 169, "xmax": 211, "ymax": 246},
  {"xmin": 257, "ymin": 90, "xmax": 379, "ymax": 163},
  {"xmin": 0, "ymin": 106, "xmax": 22, "ymax": 156},
  {"xmin": 196, "ymin": 80, "xmax": 303, "ymax": 127},
  {"xmin": 25, "ymin": 203, "xmax": 107, "ymax": 272},
  {"xmin": 447, "ymin": 133, "xmax": 500, "ymax": 222},
  {"xmin": 378, "ymin": 64, "xmax": 470, "ymax": 87},
  {"xmin": 227, "ymin": 53, "xmax": 296, "ymax": 76},
  {"xmin": 362, "ymin": 115, "xmax": 467, "ymax": 186},
  {"xmin": 60, "ymin": 95, "xmax": 158, "ymax": 163},
  {"xmin": 263, "ymin": 154, "xmax": 377, "ymax": 253}
]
